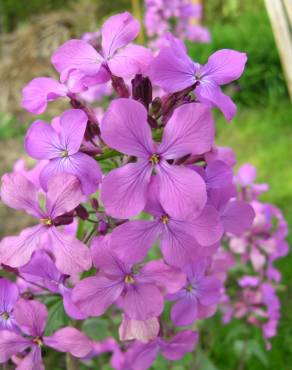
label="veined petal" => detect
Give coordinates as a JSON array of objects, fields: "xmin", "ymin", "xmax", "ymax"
[
  {"xmin": 157, "ymin": 162, "xmax": 207, "ymax": 220},
  {"xmin": 25, "ymin": 120, "xmax": 61, "ymax": 160},
  {"xmin": 14, "ymin": 299, "xmax": 47, "ymax": 337},
  {"xmin": 160, "ymin": 330, "xmax": 198, "ymax": 360},
  {"xmin": 72, "ymin": 275, "xmax": 124, "ymax": 316},
  {"xmin": 101, "ymin": 161, "xmax": 152, "ymax": 219},
  {"xmin": 0, "ymin": 278, "xmax": 19, "ymax": 312},
  {"xmin": 171, "ymin": 296, "xmax": 198, "ymax": 326},
  {"xmin": 221, "ymin": 200, "xmax": 255, "ymax": 235},
  {"xmin": 16, "ymin": 346, "xmax": 44, "ymax": 370},
  {"xmin": 101, "ymin": 99, "xmax": 154, "ymax": 158},
  {"xmin": 0, "ymin": 331, "xmax": 30, "ymax": 363},
  {"xmin": 158, "ymin": 103, "xmax": 214, "ymax": 158},
  {"xmin": 119, "ymin": 316, "xmax": 159, "ymax": 343},
  {"xmin": 22, "ymin": 77, "xmax": 67, "ymax": 115},
  {"xmin": 101, "ymin": 12, "xmax": 139, "ymax": 58}
]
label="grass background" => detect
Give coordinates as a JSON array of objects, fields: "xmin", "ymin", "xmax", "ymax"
[{"xmin": 0, "ymin": 0, "xmax": 291, "ymax": 369}]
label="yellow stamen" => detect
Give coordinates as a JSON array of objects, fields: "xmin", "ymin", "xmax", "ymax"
[
  {"xmin": 124, "ymin": 275, "xmax": 135, "ymax": 284},
  {"xmin": 149, "ymin": 153, "xmax": 160, "ymax": 166},
  {"xmin": 160, "ymin": 214, "xmax": 169, "ymax": 224},
  {"xmin": 33, "ymin": 337, "xmax": 43, "ymax": 347},
  {"xmin": 61, "ymin": 149, "xmax": 69, "ymax": 158},
  {"xmin": 40, "ymin": 218, "xmax": 52, "ymax": 226},
  {"xmin": 1, "ymin": 311, "xmax": 9, "ymax": 320}
]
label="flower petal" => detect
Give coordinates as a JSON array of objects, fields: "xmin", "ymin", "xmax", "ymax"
[
  {"xmin": 48, "ymin": 228, "xmax": 91, "ymax": 275},
  {"xmin": 22, "ymin": 77, "xmax": 67, "ymax": 115},
  {"xmin": 221, "ymin": 200, "xmax": 255, "ymax": 235},
  {"xmin": 16, "ymin": 346, "xmax": 44, "ymax": 370},
  {"xmin": 202, "ymin": 49, "xmax": 247, "ymax": 85},
  {"xmin": 160, "ymin": 330, "xmax": 198, "ymax": 360},
  {"xmin": 101, "ymin": 12, "xmax": 139, "ymax": 58},
  {"xmin": 25, "ymin": 120, "xmax": 61, "ymax": 160},
  {"xmin": 0, "ymin": 278, "xmax": 19, "ymax": 312},
  {"xmin": 199, "ymin": 276, "xmax": 222, "ymax": 306},
  {"xmin": 157, "ymin": 162, "xmax": 207, "ymax": 219},
  {"xmin": 101, "ymin": 161, "xmax": 152, "ymax": 219},
  {"xmin": 119, "ymin": 316, "xmax": 159, "ymax": 343},
  {"xmin": 14, "ymin": 299, "xmax": 48, "ymax": 337},
  {"xmin": 59, "ymin": 109, "xmax": 88, "ymax": 154},
  {"xmin": 171, "ymin": 296, "xmax": 198, "ymax": 326},
  {"xmin": 158, "ymin": 103, "xmax": 214, "ymax": 158},
  {"xmin": 72, "ymin": 275, "xmax": 124, "ymax": 316},
  {"xmin": 101, "ymin": 98, "xmax": 154, "ymax": 158},
  {"xmin": 0, "ymin": 331, "xmax": 30, "ymax": 363},
  {"xmin": 44, "ymin": 327, "xmax": 92, "ymax": 358}
]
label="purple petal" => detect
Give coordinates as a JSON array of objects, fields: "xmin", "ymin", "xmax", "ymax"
[
  {"xmin": 62, "ymin": 288, "xmax": 87, "ymax": 320},
  {"xmin": 199, "ymin": 276, "xmax": 222, "ymax": 306},
  {"xmin": 0, "ymin": 173, "xmax": 40, "ymax": 217},
  {"xmin": 158, "ymin": 103, "xmax": 214, "ymax": 158},
  {"xmin": 150, "ymin": 46, "xmax": 195, "ymax": 92},
  {"xmin": 196, "ymin": 82, "xmax": 237, "ymax": 122},
  {"xmin": 0, "ymin": 331, "xmax": 30, "ymax": 363},
  {"xmin": 59, "ymin": 109, "xmax": 88, "ymax": 154},
  {"xmin": 101, "ymin": 12, "xmax": 139, "ymax": 58},
  {"xmin": 236, "ymin": 164, "xmax": 257, "ymax": 186},
  {"xmin": 44, "ymin": 327, "xmax": 92, "ymax": 358},
  {"xmin": 202, "ymin": 49, "xmax": 247, "ymax": 85},
  {"xmin": 14, "ymin": 299, "xmax": 47, "ymax": 337},
  {"xmin": 160, "ymin": 330, "xmax": 198, "ymax": 360},
  {"xmin": 48, "ymin": 228, "xmax": 91, "ymax": 275},
  {"xmin": 190, "ymin": 205, "xmax": 224, "ymax": 246},
  {"xmin": 72, "ymin": 275, "xmax": 124, "ymax": 316},
  {"xmin": 125, "ymin": 341, "xmax": 159, "ymax": 370},
  {"xmin": 25, "ymin": 120, "xmax": 61, "ymax": 160},
  {"xmin": 0, "ymin": 278, "xmax": 19, "ymax": 312},
  {"xmin": 46, "ymin": 173, "xmax": 83, "ymax": 219},
  {"xmin": 0, "ymin": 226, "xmax": 44, "ymax": 268},
  {"xmin": 101, "ymin": 99, "xmax": 154, "ymax": 158},
  {"xmin": 171, "ymin": 296, "xmax": 198, "ymax": 326},
  {"xmin": 205, "ymin": 160, "xmax": 233, "ymax": 189},
  {"xmin": 144, "ymin": 177, "xmax": 165, "ymax": 216},
  {"xmin": 22, "ymin": 77, "xmax": 67, "ymax": 115},
  {"xmin": 119, "ymin": 316, "xmax": 159, "ymax": 343},
  {"xmin": 16, "ymin": 346, "xmax": 44, "ymax": 370},
  {"xmin": 221, "ymin": 200, "xmax": 255, "ymax": 235},
  {"xmin": 101, "ymin": 161, "xmax": 152, "ymax": 219},
  {"xmin": 108, "ymin": 45, "xmax": 153, "ymax": 78},
  {"xmin": 157, "ymin": 161, "xmax": 207, "ymax": 219},
  {"xmin": 137, "ymin": 260, "xmax": 186, "ymax": 294},
  {"xmin": 122, "ymin": 284, "xmax": 164, "ymax": 320},
  {"xmin": 51, "ymin": 39, "xmax": 103, "ymax": 82},
  {"xmin": 40, "ymin": 153, "xmax": 101, "ymax": 195},
  {"xmin": 110, "ymin": 220, "xmax": 160, "ymax": 264}
]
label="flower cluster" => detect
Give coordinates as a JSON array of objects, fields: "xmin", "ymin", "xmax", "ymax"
[
  {"xmin": 220, "ymin": 164, "xmax": 289, "ymax": 349},
  {"xmin": 144, "ymin": 0, "xmax": 211, "ymax": 49},
  {"xmin": 0, "ymin": 12, "xmax": 254, "ymax": 369}
]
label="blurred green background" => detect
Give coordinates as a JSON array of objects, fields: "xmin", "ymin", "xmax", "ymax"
[{"xmin": 0, "ymin": 0, "xmax": 291, "ymax": 369}]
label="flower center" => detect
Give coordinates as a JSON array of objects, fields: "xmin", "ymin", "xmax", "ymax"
[
  {"xmin": 1, "ymin": 311, "xmax": 9, "ymax": 320},
  {"xmin": 149, "ymin": 153, "xmax": 160, "ymax": 166},
  {"xmin": 33, "ymin": 337, "xmax": 43, "ymax": 347},
  {"xmin": 124, "ymin": 274, "xmax": 135, "ymax": 284},
  {"xmin": 160, "ymin": 214, "xmax": 169, "ymax": 224},
  {"xmin": 60, "ymin": 149, "xmax": 69, "ymax": 158},
  {"xmin": 186, "ymin": 284, "xmax": 193, "ymax": 292},
  {"xmin": 40, "ymin": 218, "xmax": 52, "ymax": 226}
]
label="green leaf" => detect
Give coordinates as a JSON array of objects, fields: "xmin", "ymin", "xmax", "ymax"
[{"xmin": 44, "ymin": 296, "xmax": 69, "ymax": 336}]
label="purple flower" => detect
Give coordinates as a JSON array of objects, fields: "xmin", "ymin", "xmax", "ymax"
[
  {"xmin": 72, "ymin": 236, "xmax": 185, "ymax": 320},
  {"xmin": 0, "ymin": 279, "xmax": 19, "ymax": 332},
  {"xmin": 168, "ymin": 258, "xmax": 222, "ymax": 326},
  {"xmin": 24, "ymin": 109, "xmax": 101, "ymax": 194},
  {"xmin": 51, "ymin": 12, "xmax": 152, "ymax": 86},
  {"xmin": 150, "ymin": 35, "xmax": 247, "ymax": 121},
  {"xmin": 100, "ymin": 98, "xmax": 214, "ymax": 219},
  {"xmin": 0, "ymin": 299, "xmax": 92, "ymax": 368},
  {"xmin": 0, "ymin": 172, "xmax": 91, "ymax": 275},
  {"xmin": 110, "ymin": 177, "xmax": 223, "ymax": 267},
  {"xmin": 19, "ymin": 251, "xmax": 86, "ymax": 320}
]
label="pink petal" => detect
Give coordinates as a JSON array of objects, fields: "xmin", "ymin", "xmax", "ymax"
[
  {"xmin": 137, "ymin": 260, "xmax": 186, "ymax": 294},
  {"xmin": 0, "ymin": 173, "xmax": 40, "ymax": 217},
  {"xmin": 101, "ymin": 12, "xmax": 139, "ymax": 58},
  {"xmin": 72, "ymin": 275, "xmax": 124, "ymax": 316},
  {"xmin": 0, "ymin": 331, "xmax": 30, "ymax": 363},
  {"xmin": 110, "ymin": 220, "xmax": 160, "ymax": 264},
  {"xmin": 59, "ymin": 109, "xmax": 88, "ymax": 154},
  {"xmin": 161, "ymin": 330, "xmax": 198, "ymax": 360},
  {"xmin": 51, "ymin": 39, "xmax": 103, "ymax": 82},
  {"xmin": 0, "ymin": 278, "xmax": 19, "ymax": 312},
  {"xmin": 101, "ymin": 99, "xmax": 154, "ymax": 158},
  {"xmin": 122, "ymin": 284, "xmax": 164, "ymax": 320},
  {"xmin": 119, "ymin": 316, "xmax": 159, "ymax": 343},
  {"xmin": 22, "ymin": 77, "xmax": 67, "ymax": 115},
  {"xmin": 196, "ymin": 82, "xmax": 237, "ymax": 122},
  {"xmin": 0, "ymin": 226, "xmax": 44, "ymax": 268},
  {"xmin": 157, "ymin": 161, "xmax": 207, "ymax": 219},
  {"xmin": 14, "ymin": 299, "xmax": 48, "ymax": 337},
  {"xmin": 25, "ymin": 120, "xmax": 61, "ymax": 160},
  {"xmin": 202, "ymin": 49, "xmax": 247, "ymax": 85},
  {"xmin": 48, "ymin": 228, "xmax": 91, "ymax": 275},
  {"xmin": 171, "ymin": 296, "xmax": 198, "ymax": 326},
  {"xmin": 101, "ymin": 161, "xmax": 152, "ymax": 219},
  {"xmin": 236, "ymin": 164, "xmax": 257, "ymax": 186},
  {"xmin": 221, "ymin": 200, "xmax": 255, "ymax": 235},
  {"xmin": 16, "ymin": 346, "xmax": 44, "ymax": 370},
  {"xmin": 40, "ymin": 153, "xmax": 101, "ymax": 195},
  {"xmin": 62, "ymin": 288, "xmax": 87, "ymax": 320},
  {"xmin": 199, "ymin": 276, "xmax": 222, "ymax": 305},
  {"xmin": 158, "ymin": 103, "xmax": 214, "ymax": 159},
  {"xmin": 108, "ymin": 44, "xmax": 153, "ymax": 78},
  {"xmin": 46, "ymin": 173, "xmax": 83, "ymax": 219},
  {"xmin": 150, "ymin": 46, "xmax": 195, "ymax": 92},
  {"xmin": 44, "ymin": 327, "xmax": 92, "ymax": 358},
  {"xmin": 205, "ymin": 160, "xmax": 233, "ymax": 189}
]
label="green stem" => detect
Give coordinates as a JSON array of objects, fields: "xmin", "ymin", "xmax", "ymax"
[
  {"xmin": 66, "ymin": 353, "xmax": 78, "ymax": 370},
  {"xmin": 95, "ymin": 149, "xmax": 120, "ymax": 161}
]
